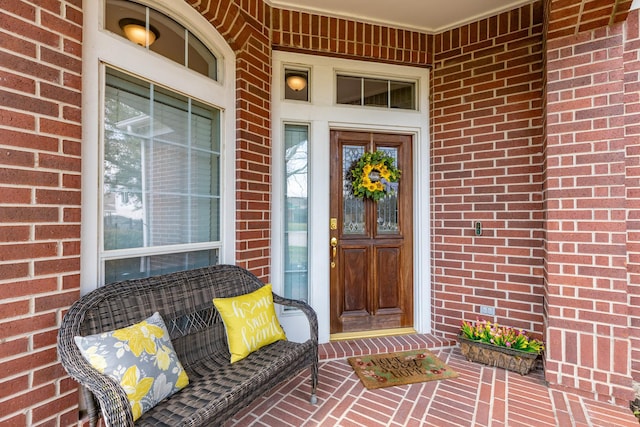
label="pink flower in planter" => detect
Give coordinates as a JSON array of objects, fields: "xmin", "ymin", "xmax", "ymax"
[{"xmin": 460, "ymin": 318, "xmax": 544, "ymax": 355}]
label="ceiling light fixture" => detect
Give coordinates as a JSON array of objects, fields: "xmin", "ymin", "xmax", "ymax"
[
  {"xmin": 119, "ymin": 18, "xmax": 160, "ymax": 47},
  {"xmin": 286, "ymin": 74, "xmax": 307, "ymax": 92}
]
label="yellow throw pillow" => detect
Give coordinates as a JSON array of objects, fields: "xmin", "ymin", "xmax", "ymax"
[{"xmin": 213, "ymin": 284, "xmax": 287, "ymax": 363}]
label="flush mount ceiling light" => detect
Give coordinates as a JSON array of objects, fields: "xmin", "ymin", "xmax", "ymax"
[
  {"xmin": 119, "ymin": 18, "xmax": 160, "ymax": 47},
  {"xmin": 286, "ymin": 74, "xmax": 307, "ymax": 92}
]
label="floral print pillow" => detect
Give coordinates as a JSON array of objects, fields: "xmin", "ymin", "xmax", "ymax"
[{"xmin": 74, "ymin": 312, "xmax": 189, "ymax": 421}]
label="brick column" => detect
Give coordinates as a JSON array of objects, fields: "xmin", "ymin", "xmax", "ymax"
[
  {"xmin": 624, "ymin": 8, "xmax": 640, "ymax": 382},
  {"xmin": 544, "ymin": 21, "xmax": 633, "ymax": 404},
  {"xmin": 0, "ymin": 1, "xmax": 83, "ymax": 425}
]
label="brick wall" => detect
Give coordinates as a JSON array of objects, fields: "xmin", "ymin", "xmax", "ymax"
[
  {"xmin": 271, "ymin": 8, "xmax": 431, "ymax": 66},
  {"xmin": 0, "ymin": 0, "xmax": 638, "ymax": 424},
  {"xmin": 188, "ymin": 0, "xmax": 273, "ymax": 279},
  {"xmin": 547, "ymin": 0, "xmax": 632, "ymax": 39},
  {"xmin": 544, "ymin": 1, "xmax": 635, "ymax": 404},
  {"xmin": 626, "ymin": 9, "xmax": 640, "ymax": 382},
  {"xmin": 430, "ymin": 3, "xmax": 546, "ymax": 338},
  {"xmin": 0, "ymin": 0, "xmax": 83, "ymax": 425}
]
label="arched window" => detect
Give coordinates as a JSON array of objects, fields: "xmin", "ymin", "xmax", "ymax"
[
  {"xmin": 82, "ymin": 0, "xmax": 235, "ymax": 291},
  {"xmin": 104, "ymin": 0, "xmax": 218, "ymax": 80}
]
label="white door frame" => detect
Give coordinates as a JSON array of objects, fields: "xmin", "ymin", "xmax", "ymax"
[{"xmin": 271, "ymin": 52, "xmax": 431, "ymax": 344}]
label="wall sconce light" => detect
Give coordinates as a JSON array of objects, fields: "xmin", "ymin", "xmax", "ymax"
[
  {"xmin": 119, "ymin": 18, "xmax": 160, "ymax": 47},
  {"xmin": 286, "ymin": 74, "xmax": 307, "ymax": 92}
]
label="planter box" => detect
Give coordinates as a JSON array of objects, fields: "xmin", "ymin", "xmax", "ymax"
[{"xmin": 458, "ymin": 335, "xmax": 539, "ymax": 375}]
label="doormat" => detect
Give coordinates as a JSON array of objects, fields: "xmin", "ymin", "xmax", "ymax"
[{"xmin": 348, "ymin": 349, "xmax": 459, "ymax": 390}]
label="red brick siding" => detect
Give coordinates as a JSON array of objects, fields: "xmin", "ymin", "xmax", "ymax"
[
  {"xmin": 190, "ymin": 2, "xmax": 435, "ymax": 279},
  {"xmin": 272, "ymin": 8, "xmax": 431, "ymax": 66},
  {"xmin": 0, "ymin": 0, "xmax": 638, "ymax": 424},
  {"xmin": 625, "ymin": 8, "xmax": 640, "ymax": 382},
  {"xmin": 189, "ymin": 0, "xmax": 273, "ymax": 279},
  {"xmin": 0, "ymin": 1, "xmax": 83, "ymax": 425},
  {"xmin": 547, "ymin": 0, "xmax": 633, "ymax": 39},
  {"xmin": 430, "ymin": 3, "xmax": 546, "ymax": 338},
  {"xmin": 544, "ymin": 9, "xmax": 634, "ymax": 403}
]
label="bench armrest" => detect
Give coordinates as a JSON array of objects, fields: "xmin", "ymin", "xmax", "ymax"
[
  {"xmin": 272, "ymin": 293, "xmax": 318, "ymax": 348},
  {"xmin": 58, "ymin": 302, "xmax": 135, "ymax": 427},
  {"xmin": 272, "ymin": 292, "xmax": 319, "ymax": 403}
]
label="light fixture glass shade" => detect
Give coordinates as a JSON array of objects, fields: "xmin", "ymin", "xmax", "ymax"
[
  {"xmin": 119, "ymin": 18, "xmax": 159, "ymax": 47},
  {"xmin": 286, "ymin": 74, "xmax": 307, "ymax": 92}
]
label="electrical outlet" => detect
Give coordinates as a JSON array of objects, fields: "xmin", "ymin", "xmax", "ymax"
[{"xmin": 480, "ymin": 305, "xmax": 495, "ymax": 316}]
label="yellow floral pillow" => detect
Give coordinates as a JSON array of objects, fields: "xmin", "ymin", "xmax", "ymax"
[
  {"xmin": 213, "ymin": 284, "xmax": 287, "ymax": 363},
  {"xmin": 74, "ymin": 312, "xmax": 189, "ymax": 421}
]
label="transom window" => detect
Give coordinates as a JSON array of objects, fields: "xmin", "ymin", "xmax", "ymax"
[
  {"xmin": 105, "ymin": 0, "xmax": 218, "ymax": 80},
  {"xmin": 336, "ymin": 74, "xmax": 416, "ymax": 110}
]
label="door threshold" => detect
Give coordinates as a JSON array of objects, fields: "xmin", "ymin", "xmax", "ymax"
[{"xmin": 330, "ymin": 327, "xmax": 416, "ymax": 341}]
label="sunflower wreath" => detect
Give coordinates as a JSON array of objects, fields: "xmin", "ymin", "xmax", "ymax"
[{"xmin": 350, "ymin": 150, "xmax": 401, "ymax": 201}]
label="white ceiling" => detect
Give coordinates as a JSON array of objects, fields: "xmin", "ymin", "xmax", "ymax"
[{"xmin": 269, "ymin": 0, "xmax": 537, "ymax": 33}]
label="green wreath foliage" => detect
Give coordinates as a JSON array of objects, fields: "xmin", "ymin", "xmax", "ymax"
[{"xmin": 350, "ymin": 150, "xmax": 401, "ymax": 201}]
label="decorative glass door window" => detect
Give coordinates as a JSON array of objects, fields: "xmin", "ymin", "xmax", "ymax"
[
  {"xmin": 341, "ymin": 146, "xmax": 399, "ymax": 235},
  {"xmin": 342, "ymin": 145, "xmax": 366, "ymax": 234},
  {"xmin": 376, "ymin": 147, "xmax": 399, "ymax": 233}
]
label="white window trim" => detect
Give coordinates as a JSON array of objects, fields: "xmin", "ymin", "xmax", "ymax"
[{"xmin": 81, "ymin": 0, "xmax": 236, "ymax": 294}]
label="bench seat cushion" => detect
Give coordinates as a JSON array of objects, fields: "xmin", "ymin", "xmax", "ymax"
[{"xmin": 135, "ymin": 339, "xmax": 314, "ymax": 426}]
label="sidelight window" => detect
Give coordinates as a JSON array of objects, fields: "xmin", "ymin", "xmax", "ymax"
[{"xmin": 283, "ymin": 124, "xmax": 310, "ymax": 304}]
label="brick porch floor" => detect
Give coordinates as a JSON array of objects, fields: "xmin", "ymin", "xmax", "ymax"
[{"xmin": 227, "ymin": 334, "xmax": 639, "ymax": 426}]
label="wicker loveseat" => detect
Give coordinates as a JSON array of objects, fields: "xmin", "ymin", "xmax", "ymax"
[{"xmin": 57, "ymin": 264, "xmax": 318, "ymax": 426}]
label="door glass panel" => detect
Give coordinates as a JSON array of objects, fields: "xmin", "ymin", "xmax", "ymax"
[
  {"xmin": 343, "ymin": 145, "xmax": 366, "ymax": 234},
  {"xmin": 284, "ymin": 124, "xmax": 309, "ymax": 305},
  {"xmin": 377, "ymin": 147, "xmax": 399, "ymax": 234}
]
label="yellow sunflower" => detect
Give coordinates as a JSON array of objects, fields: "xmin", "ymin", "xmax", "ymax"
[
  {"xmin": 350, "ymin": 150, "xmax": 401, "ymax": 201},
  {"xmin": 378, "ymin": 165, "xmax": 391, "ymax": 181}
]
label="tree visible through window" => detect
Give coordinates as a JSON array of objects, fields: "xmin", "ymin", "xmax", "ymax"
[{"xmin": 284, "ymin": 124, "xmax": 309, "ymax": 304}]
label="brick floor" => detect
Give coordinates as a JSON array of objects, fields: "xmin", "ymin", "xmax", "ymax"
[{"xmin": 227, "ymin": 334, "xmax": 639, "ymax": 427}]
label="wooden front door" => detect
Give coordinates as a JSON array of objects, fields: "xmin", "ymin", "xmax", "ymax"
[{"xmin": 329, "ymin": 130, "xmax": 413, "ymax": 335}]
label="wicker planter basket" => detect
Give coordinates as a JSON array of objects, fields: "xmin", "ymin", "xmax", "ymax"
[{"xmin": 459, "ymin": 335, "xmax": 539, "ymax": 375}]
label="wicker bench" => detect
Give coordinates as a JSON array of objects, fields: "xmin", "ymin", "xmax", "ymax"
[{"xmin": 57, "ymin": 264, "xmax": 318, "ymax": 426}]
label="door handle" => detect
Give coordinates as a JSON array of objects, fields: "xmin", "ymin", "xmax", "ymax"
[{"xmin": 330, "ymin": 237, "xmax": 338, "ymax": 268}]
